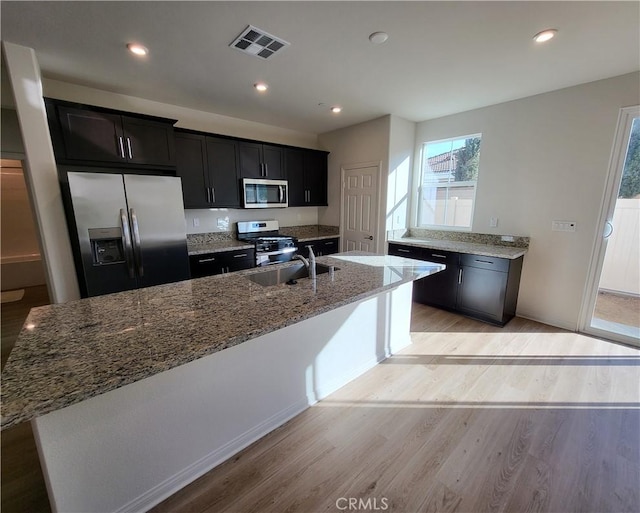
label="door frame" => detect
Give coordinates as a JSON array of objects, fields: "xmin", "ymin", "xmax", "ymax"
[
  {"xmin": 578, "ymin": 105, "xmax": 639, "ymax": 346},
  {"xmin": 339, "ymin": 161, "xmax": 383, "ymax": 254}
]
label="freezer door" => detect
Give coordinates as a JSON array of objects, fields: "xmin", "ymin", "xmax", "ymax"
[
  {"xmin": 123, "ymin": 174, "xmax": 190, "ymax": 288},
  {"xmin": 67, "ymin": 172, "xmax": 138, "ymax": 296}
]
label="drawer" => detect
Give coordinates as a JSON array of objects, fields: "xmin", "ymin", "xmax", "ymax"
[
  {"xmin": 459, "ymin": 253, "xmax": 509, "ymax": 272},
  {"xmin": 316, "ymin": 237, "xmax": 339, "ymax": 255},
  {"xmin": 388, "ymin": 243, "xmax": 423, "ymax": 260},
  {"xmin": 422, "ymin": 249, "xmax": 459, "ymax": 266}
]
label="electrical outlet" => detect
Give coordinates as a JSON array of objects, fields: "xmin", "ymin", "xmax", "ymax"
[
  {"xmin": 501, "ymin": 235, "xmax": 515, "ymax": 242},
  {"xmin": 217, "ymin": 216, "xmax": 229, "ymax": 230},
  {"xmin": 552, "ymin": 220, "xmax": 577, "ymax": 232},
  {"xmin": 490, "ymin": 217, "xmax": 498, "ymax": 228},
  {"xmin": 193, "ymin": 217, "xmax": 200, "ymax": 228}
]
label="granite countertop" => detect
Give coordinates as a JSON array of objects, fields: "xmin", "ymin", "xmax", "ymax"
[
  {"xmin": 388, "ymin": 237, "xmax": 528, "ymax": 259},
  {"xmin": 186, "ymin": 225, "xmax": 339, "ymax": 255},
  {"xmin": 1, "ymin": 252, "xmax": 443, "ymax": 429},
  {"xmin": 187, "ymin": 239, "xmax": 253, "ymax": 256}
]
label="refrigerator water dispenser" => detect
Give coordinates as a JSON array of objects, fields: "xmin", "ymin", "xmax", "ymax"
[{"xmin": 88, "ymin": 228, "xmax": 125, "ymax": 265}]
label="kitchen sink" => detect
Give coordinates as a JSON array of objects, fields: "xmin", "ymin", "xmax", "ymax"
[{"xmin": 247, "ymin": 262, "xmax": 338, "ymax": 287}]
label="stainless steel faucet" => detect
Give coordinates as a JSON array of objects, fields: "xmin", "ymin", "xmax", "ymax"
[
  {"xmin": 293, "ymin": 254, "xmax": 309, "ymax": 267},
  {"xmin": 307, "ymin": 246, "xmax": 316, "ymax": 281}
]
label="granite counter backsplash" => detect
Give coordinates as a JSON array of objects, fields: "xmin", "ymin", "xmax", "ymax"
[
  {"xmin": 283, "ymin": 225, "xmax": 339, "ymax": 241},
  {"xmin": 1, "ymin": 252, "xmax": 442, "ymax": 429}
]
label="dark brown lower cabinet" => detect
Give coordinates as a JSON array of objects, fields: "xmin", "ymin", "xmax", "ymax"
[
  {"xmin": 388, "ymin": 242, "xmax": 523, "ymax": 326},
  {"xmin": 189, "ymin": 249, "xmax": 255, "ymax": 278},
  {"xmin": 298, "ymin": 237, "xmax": 340, "ymax": 258}
]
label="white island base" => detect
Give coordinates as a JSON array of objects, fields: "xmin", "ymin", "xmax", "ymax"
[{"xmin": 32, "ymin": 281, "xmax": 413, "ymax": 513}]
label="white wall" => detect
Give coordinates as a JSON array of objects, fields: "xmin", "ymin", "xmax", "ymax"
[
  {"xmin": 412, "ymin": 72, "xmax": 640, "ymax": 330},
  {"xmin": 2, "ymin": 42, "xmax": 80, "ymax": 302},
  {"xmin": 387, "ymin": 115, "xmax": 416, "ymax": 231},
  {"xmin": 318, "ymin": 116, "xmax": 391, "ymax": 252}
]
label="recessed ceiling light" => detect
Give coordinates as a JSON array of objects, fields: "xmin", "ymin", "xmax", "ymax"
[
  {"xmin": 127, "ymin": 43, "xmax": 149, "ymax": 56},
  {"xmin": 369, "ymin": 31, "xmax": 389, "ymax": 45},
  {"xmin": 533, "ymin": 29, "xmax": 558, "ymax": 43},
  {"xmin": 330, "ymin": 106, "xmax": 342, "ymax": 114},
  {"xmin": 254, "ymin": 82, "xmax": 268, "ymax": 92}
]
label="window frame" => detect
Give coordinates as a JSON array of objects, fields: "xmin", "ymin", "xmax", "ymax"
[{"xmin": 416, "ymin": 133, "xmax": 482, "ymax": 231}]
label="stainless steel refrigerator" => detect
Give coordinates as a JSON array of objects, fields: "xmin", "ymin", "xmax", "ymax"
[{"xmin": 66, "ymin": 171, "xmax": 190, "ymax": 297}]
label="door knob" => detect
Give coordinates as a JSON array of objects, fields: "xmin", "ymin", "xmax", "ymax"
[{"xmin": 365, "ymin": 235, "xmax": 374, "ymax": 240}]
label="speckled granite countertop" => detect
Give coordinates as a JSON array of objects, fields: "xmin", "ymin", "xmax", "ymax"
[
  {"xmin": 186, "ymin": 225, "xmax": 339, "ymax": 255},
  {"xmin": 1, "ymin": 252, "xmax": 443, "ymax": 429},
  {"xmin": 388, "ymin": 229, "xmax": 529, "ymax": 260},
  {"xmin": 388, "ymin": 237, "xmax": 527, "ymax": 259}
]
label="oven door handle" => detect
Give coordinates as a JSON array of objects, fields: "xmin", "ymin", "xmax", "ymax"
[{"xmin": 258, "ymin": 247, "xmax": 298, "ymax": 257}]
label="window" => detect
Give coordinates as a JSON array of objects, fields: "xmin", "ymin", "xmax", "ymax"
[{"xmin": 417, "ymin": 134, "xmax": 481, "ymax": 229}]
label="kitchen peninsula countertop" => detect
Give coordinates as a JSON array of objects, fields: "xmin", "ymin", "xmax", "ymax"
[{"xmin": 1, "ymin": 252, "xmax": 443, "ymax": 429}]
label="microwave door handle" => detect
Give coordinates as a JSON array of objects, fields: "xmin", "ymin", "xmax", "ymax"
[
  {"xmin": 279, "ymin": 185, "xmax": 283, "ymax": 203},
  {"xmin": 120, "ymin": 209, "xmax": 135, "ymax": 278}
]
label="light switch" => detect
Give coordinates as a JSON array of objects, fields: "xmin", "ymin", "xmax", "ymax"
[
  {"xmin": 552, "ymin": 220, "xmax": 577, "ymax": 232},
  {"xmin": 490, "ymin": 217, "xmax": 498, "ymax": 227},
  {"xmin": 193, "ymin": 217, "xmax": 200, "ymax": 228}
]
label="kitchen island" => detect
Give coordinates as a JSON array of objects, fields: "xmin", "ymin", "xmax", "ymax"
[{"xmin": 1, "ymin": 252, "xmax": 443, "ymax": 513}]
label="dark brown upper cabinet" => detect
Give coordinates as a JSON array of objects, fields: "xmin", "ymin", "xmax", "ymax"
[
  {"xmin": 285, "ymin": 148, "xmax": 328, "ymax": 207},
  {"xmin": 238, "ymin": 142, "xmax": 284, "ymax": 179},
  {"xmin": 175, "ymin": 130, "xmax": 240, "ymax": 209},
  {"xmin": 46, "ymin": 99, "xmax": 176, "ymax": 170}
]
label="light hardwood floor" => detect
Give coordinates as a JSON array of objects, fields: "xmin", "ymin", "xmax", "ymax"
[{"xmin": 2, "ymin": 302, "xmax": 639, "ymax": 513}]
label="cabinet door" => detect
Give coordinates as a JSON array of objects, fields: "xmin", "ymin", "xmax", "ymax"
[
  {"xmin": 220, "ymin": 249, "xmax": 255, "ymax": 272},
  {"xmin": 417, "ymin": 250, "xmax": 459, "ymax": 308},
  {"xmin": 175, "ymin": 132, "xmax": 209, "ymax": 208},
  {"xmin": 304, "ymin": 151, "xmax": 328, "ymax": 206},
  {"xmin": 122, "ymin": 116, "xmax": 175, "ymax": 167},
  {"xmin": 262, "ymin": 144, "xmax": 284, "ymax": 179},
  {"xmin": 206, "ymin": 137, "xmax": 240, "ymax": 207},
  {"xmin": 316, "ymin": 237, "xmax": 339, "ymax": 256},
  {"xmin": 58, "ymin": 106, "xmax": 124, "ymax": 163},
  {"xmin": 285, "ymin": 149, "xmax": 305, "ymax": 206},
  {"xmin": 238, "ymin": 142, "xmax": 264, "ymax": 178},
  {"xmin": 189, "ymin": 253, "xmax": 225, "ymax": 278},
  {"xmin": 456, "ymin": 266, "xmax": 508, "ymax": 323}
]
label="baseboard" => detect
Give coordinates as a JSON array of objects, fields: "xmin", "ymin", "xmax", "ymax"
[
  {"xmin": 116, "ymin": 398, "xmax": 311, "ymax": 513},
  {"xmin": 516, "ymin": 309, "xmax": 577, "ymax": 332}
]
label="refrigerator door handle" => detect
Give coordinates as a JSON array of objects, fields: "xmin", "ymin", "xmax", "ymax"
[
  {"xmin": 129, "ymin": 208, "xmax": 144, "ymax": 277},
  {"xmin": 118, "ymin": 137, "xmax": 126, "ymax": 159},
  {"xmin": 120, "ymin": 208, "xmax": 135, "ymax": 278}
]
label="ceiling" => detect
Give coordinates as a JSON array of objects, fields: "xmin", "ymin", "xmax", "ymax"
[{"xmin": 1, "ymin": 1, "xmax": 638, "ymax": 134}]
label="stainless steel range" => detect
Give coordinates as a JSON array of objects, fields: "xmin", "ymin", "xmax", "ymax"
[{"xmin": 237, "ymin": 220, "xmax": 298, "ymax": 267}]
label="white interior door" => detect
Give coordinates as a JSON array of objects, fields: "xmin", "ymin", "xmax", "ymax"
[{"xmin": 341, "ymin": 163, "xmax": 380, "ymax": 253}]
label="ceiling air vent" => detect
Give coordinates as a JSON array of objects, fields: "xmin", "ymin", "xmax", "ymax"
[{"xmin": 229, "ymin": 25, "xmax": 290, "ymax": 60}]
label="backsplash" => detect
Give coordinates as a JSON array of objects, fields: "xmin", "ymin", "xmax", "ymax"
[{"xmin": 402, "ymin": 229, "xmax": 530, "ymax": 248}]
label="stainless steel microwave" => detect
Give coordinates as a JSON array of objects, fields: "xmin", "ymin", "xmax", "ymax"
[{"xmin": 242, "ymin": 178, "xmax": 288, "ymax": 208}]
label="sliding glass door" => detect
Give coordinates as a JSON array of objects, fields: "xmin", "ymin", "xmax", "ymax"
[{"xmin": 581, "ymin": 107, "xmax": 640, "ymax": 346}]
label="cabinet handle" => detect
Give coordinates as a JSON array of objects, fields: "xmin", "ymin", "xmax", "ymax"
[
  {"xmin": 211, "ymin": 186, "xmax": 216, "ymax": 203},
  {"xmin": 397, "ymin": 248, "xmax": 410, "ymax": 253},
  {"xmin": 431, "ymin": 253, "xmax": 447, "ymax": 259},
  {"xmin": 118, "ymin": 137, "xmax": 126, "ymax": 159},
  {"xmin": 206, "ymin": 187, "xmax": 210, "ymax": 203},
  {"xmin": 260, "ymin": 163, "xmax": 265, "ymax": 177},
  {"xmin": 126, "ymin": 137, "xmax": 133, "ymax": 159},
  {"xmin": 458, "ymin": 268, "xmax": 463, "ymax": 284},
  {"xmin": 475, "ymin": 259, "xmax": 494, "ymax": 265},
  {"xmin": 198, "ymin": 257, "xmax": 216, "ymax": 263},
  {"xmin": 264, "ymin": 163, "xmax": 268, "ymax": 177},
  {"xmin": 233, "ymin": 253, "xmax": 247, "ymax": 258},
  {"xmin": 325, "ymin": 242, "xmax": 335, "ymax": 245}
]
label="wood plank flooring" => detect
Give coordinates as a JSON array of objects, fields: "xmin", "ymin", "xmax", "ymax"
[
  {"xmin": 1, "ymin": 285, "xmax": 51, "ymax": 513},
  {"xmin": 2, "ymin": 300, "xmax": 639, "ymax": 513}
]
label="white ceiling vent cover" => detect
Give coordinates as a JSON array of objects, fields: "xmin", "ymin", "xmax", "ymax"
[{"xmin": 229, "ymin": 25, "xmax": 290, "ymax": 60}]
